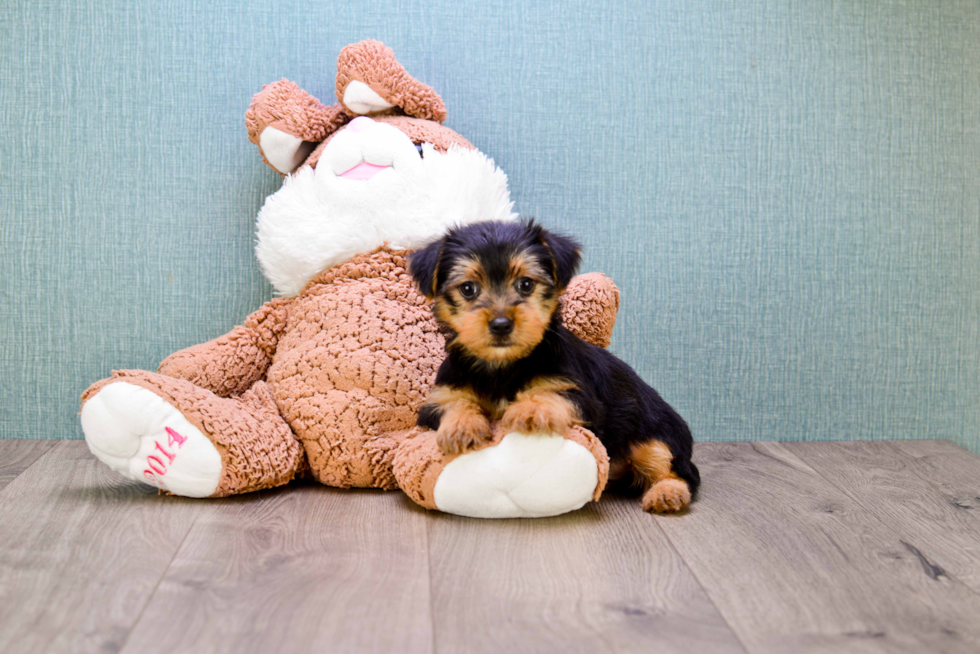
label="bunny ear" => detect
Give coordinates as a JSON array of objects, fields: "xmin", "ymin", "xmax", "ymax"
[{"xmin": 335, "ymin": 40, "xmax": 447, "ymax": 123}]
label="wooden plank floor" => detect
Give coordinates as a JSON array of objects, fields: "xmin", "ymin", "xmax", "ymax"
[{"xmin": 1, "ymin": 440, "xmax": 979, "ymax": 654}]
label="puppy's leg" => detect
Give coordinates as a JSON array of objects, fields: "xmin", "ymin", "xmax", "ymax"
[
  {"xmin": 421, "ymin": 386, "xmax": 493, "ymax": 456},
  {"xmin": 500, "ymin": 377, "xmax": 581, "ymax": 436},
  {"xmin": 631, "ymin": 440, "xmax": 692, "ymax": 513}
]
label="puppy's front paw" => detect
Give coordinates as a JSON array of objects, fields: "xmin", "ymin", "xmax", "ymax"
[
  {"xmin": 436, "ymin": 412, "xmax": 492, "ymax": 456},
  {"xmin": 500, "ymin": 396, "xmax": 576, "ymax": 436}
]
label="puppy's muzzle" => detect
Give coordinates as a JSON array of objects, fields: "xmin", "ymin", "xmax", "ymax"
[{"xmin": 488, "ymin": 316, "xmax": 514, "ymax": 337}]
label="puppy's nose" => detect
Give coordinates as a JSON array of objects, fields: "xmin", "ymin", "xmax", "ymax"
[{"xmin": 489, "ymin": 316, "xmax": 514, "ymax": 336}]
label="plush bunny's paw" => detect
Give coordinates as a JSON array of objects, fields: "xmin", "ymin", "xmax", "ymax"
[
  {"xmin": 80, "ymin": 382, "xmax": 222, "ymax": 498},
  {"xmin": 434, "ymin": 432, "xmax": 599, "ymax": 518},
  {"xmin": 394, "ymin": 426, "xmax": 609, "ymax": 519}
]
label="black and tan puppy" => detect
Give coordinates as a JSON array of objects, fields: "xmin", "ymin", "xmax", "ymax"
[{"xmin": 408, "ymin": 219, "xmax": 699, "ymax": 513}]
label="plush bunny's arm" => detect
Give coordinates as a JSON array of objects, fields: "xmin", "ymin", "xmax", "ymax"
[
  {"xmin": 158, "ymin": 297, "xmax": 293, "ymax": 398},
  {"xmin": 561, "ymin": 273, "xmax": 620, "ymax": 348}
]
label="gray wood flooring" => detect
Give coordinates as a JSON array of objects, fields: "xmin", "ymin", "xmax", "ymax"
[{"xmin": 1, "ymin": 440, "xmax": 979, "ymax": 653}]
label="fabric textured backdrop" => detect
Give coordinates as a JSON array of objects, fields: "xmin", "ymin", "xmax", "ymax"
[{"xmin": 2, "ymin": 1, "xmax": 978, "ymax": 453}]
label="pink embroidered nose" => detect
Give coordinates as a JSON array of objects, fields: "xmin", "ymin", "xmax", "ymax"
[{"xmin": 347, "ymin": 116, "xmax": 376, "ymax": 133}]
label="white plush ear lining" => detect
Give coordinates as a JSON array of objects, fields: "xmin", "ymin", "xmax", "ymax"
[
  {"xmin": 343, "ymin": 80, "xmax": 395, "ymax": 115},
  {"xmin": 259, "ymin": 127, "xmax": 316, "ymax": 174}
]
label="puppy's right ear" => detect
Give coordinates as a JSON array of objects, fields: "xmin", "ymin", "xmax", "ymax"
[{"xmin": 408, "ymin": 239, "xmax": 443, "ymax": 298}]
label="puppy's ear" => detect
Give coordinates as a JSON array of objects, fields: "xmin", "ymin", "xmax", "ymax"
[
  {"xmin": 408, "ymin": 239, "xmax": 444, "ymax": 298},
  {"xmin": 542, "ymin": 230, "xmax": 582, "ymax": 290}
]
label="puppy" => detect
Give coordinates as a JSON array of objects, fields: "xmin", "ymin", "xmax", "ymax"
[{"xmin": 408, "ymin": 219, "xmax": 699, "ymax": 513}]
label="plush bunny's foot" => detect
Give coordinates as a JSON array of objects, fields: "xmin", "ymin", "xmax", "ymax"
[
  {"xmin": 394, "ymin": 425, "xmax": 609, "ymax": 519},
  {"xmin": 81, "ymin": 371, "xmax": 306, "ymax": 497},
  {"xmin": 81, "ymin": 381, "xmax": 223, "ymax": 497}
]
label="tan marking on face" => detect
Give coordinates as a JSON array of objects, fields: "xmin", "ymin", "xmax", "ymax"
[
  {"xmin": 499, "ymin": 376, "xmax": 582, "ymax": 436},
  {"xmin": 434, "ymin": 253, "xmax": 560, "ymax": 363},
  {"xmin": 432, "ymin": 256, "xmax": 483, "ymax": 326},
  {"xmin": 506, "ymin": 296, "xmax": 555, "ymax": 356},
  {"xmin": 444, "ymin": 256, "xmax": 487, "ymax": 289},
  {"xmin": 507, "ymin": 251, "xmax": 550, "ymax": 284}
]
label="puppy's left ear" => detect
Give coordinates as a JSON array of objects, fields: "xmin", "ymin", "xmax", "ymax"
[
  {"xmin": 543, "ymin": 231, "xmax": 582, "ymax": 290},
  {"xmin": 408, "ymin": 239, "xmax": 443, "ymax": 298}
]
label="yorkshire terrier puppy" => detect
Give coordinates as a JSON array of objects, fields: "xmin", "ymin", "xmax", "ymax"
[{"xmin": 408, "ymin": 219, "xmax": 699, "ymax": 513}]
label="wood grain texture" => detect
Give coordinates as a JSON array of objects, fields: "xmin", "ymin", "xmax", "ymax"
[
  {"xmin": 0, "ymin": 441, "xmax": 202, "ymax": 653},
  {"xmin": 121, "ymin": 485, "xmax": 433, "ymax": 654},
  {"xmin": 427, "ymin": 495, "xmax": 747, "ymax": 654},
  {"xmin": 0, "ymin": 439, "xmax": 56, "ymax": 491},
  {"xmin": 5, "ymin": 439, "xmax": 980, "ymax": 653},
  {"xmin": 656, "ymin": 442, "xmax": 980, "ymax": 654},
  {"xmin": 787, "ymin": 440, "xmax": 980, "ymax": 596}
]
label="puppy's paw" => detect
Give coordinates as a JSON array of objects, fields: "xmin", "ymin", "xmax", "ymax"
[
  {"xmin": 436, "ymin": 412, "xmax": 492, "ymax": 456},
  {"xmin": 641, "ymin": 478, "xmax": 691, "ymax": 513},
  {"xmin": 500, "ymin": 396, "xmax": 575, "ymax": 436}
]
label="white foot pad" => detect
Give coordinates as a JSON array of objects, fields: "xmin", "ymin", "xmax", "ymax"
[
  {"xmin": 80, "ymin": 382, "xmax": 222, "ymax": 498},
  {"xmin": 432, "ymin": 433, "xmax": 599, "ymax": 518}
]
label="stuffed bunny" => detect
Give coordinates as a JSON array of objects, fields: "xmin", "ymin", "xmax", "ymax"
[{"xmin": 80, "ymin": 40, "xmax": 620, "ymax": 518}]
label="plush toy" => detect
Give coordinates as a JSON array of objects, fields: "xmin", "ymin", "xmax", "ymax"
[{"xmin": 80, "ymin": 40, "xmax": 621, "ymax": 518}]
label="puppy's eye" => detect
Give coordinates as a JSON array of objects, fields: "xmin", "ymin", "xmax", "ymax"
[
  {"xmin": 516, "ymin": 277, "xmax": 536, "ymax": 296},
  {"xmin": 459, "ymin": 281, "xmax": 480, "ymax": 300},
  {"xmin": 414, "ymin": 143, "xmax": 425, "ymax": 158}
]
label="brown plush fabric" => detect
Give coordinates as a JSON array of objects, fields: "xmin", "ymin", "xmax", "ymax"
[
  {"xmin": 560, "ymin": 272, "xmax": 620, "ymax": 349},
  {"xmin": 245, "ymin": 42, "xmax": 469, "ymax": 173},
  {"xmin": 392, "ymin": 426, "xmax": 467, "ymax": 510},
  {"xmin": 158, "ymin": 297, "xmax": 293, "ymax": 397},
  {"xmin": 81, "ymin": 372, "xmax": 305, "ymax": 497},
  {"xmin": 83, "ymin": 250, "xmax": 618, "ymax": 503},
  {"xmin": 245, "ymin": 79, "xmax": 349, "ymax": 173},
  {"xmin": 336, "ymin": 40, "xmax": 447, "ymax": 123},
  {"xmin": 85, "ymin": 38, "xmax": 624, "ymax": 512},
  {"xmin": 265, "ymin": 248, "xmax": 444, "ymax": 488},
  {"xmin": 364, "ymin": 427, "xmax": 428, "ymax": 492},
  {"xmin": 174, "ymin": 249, "xmax": 615, "ymax": 493},
  {"xmin": 266, "ymin": 250, "xmax": 617, "ymax": 492},
  {"xmin": 562, "ymin": 426, "xmax": 611, "ymax": 501}
]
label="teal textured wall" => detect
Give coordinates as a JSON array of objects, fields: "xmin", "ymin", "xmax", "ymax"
[{"xmin": 2, "ymin": 1, "xmax": 978, "ymax": 452}]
